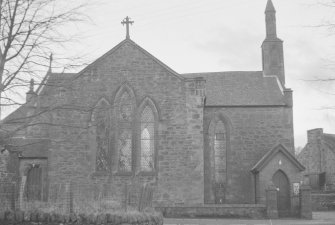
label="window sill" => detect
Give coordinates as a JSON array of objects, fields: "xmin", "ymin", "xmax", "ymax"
[
  {"xmin": 90, "ymin": 170, "xmax": 157, "ymax": 177},
  {"xmin": 137, "ymin": 171, "xmax": 157, "ymax": 176},
  {"xmin": 90, "ymin": 171, "xmax": 109, "ymax": 177},
  {"xmin": 114, "ymin": 171, "xmax": 133, "ymax": 176}
]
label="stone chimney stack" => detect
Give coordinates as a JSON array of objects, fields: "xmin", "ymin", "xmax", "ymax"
[{"xmin": 307, "ymin": 128, "xmax": 323, "ymax": 144}]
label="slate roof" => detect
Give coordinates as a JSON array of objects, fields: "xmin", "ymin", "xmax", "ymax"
[
  {"xmin": 1, "ymin": 104, "xmax": 29, "ymax": 124},
  {"xmin": 8, "ymin": 138, "xmax": 50, "ymax": 158},
  {"xmin": 182, "ymin": 71, "xmax": 285, "ymax": 106},
  {"xmin": 323, "ymin": 133, "xmax": 335, "ymax": 154},
  {"xmin": 37, "ymin": 72, "xmax": 76, "ymax": 96},
  {"xmin": 1, "ymin": 72, "xmax": 76, "ymax": 124}
]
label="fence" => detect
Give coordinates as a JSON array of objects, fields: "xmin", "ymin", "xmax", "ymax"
[{"xmin": 0, "ymin": 181, "xmax": 154, "ymax": 214}]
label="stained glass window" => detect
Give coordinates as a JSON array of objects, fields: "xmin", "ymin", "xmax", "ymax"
[
  {"xmin": 140, "ymin": 106, "xmax": 155, "ymax": 171},
  {"xmin": 94, "ymin": 100, "xmax": 110, "ymax": 171},
  {"xmin": 214, "ymin": 121, "xmax": 226, "ymax": 183},
  {"xmin": 119, "ymin": 92, "xmax": 133, "ymax": 122},
  {"xmin": 117, "ymin": 91, "xmax": 134, "ymax": 172},
  {"xmin": 118, "ymin": 130, "xmax": 132, "ymax": 171}
]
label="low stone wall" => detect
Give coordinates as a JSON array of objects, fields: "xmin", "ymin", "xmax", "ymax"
[
  {"xmin": 155, "ymin": 204, "xmax": 266, "ymax": 219},
  {"xmin": 311, "ymin": 193, "xmax": 335, "ymax": 211},
  {"xmin": 0, "ymin": 210, "xmax": 163, "ymax": 225}
]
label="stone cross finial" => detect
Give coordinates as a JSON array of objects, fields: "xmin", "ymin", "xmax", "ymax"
[{"xmin": 121, "ymin": 16, "xmax": 134, "ymax": 39}]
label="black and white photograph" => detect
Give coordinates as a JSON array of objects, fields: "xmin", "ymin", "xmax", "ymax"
[{"xmin": 0, "ymin": 0, "xmax": 335, "ymax": 224}]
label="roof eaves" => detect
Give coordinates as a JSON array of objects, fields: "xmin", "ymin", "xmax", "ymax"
[
  {"xmin": 181, "ymin": 71, "xmax": 264, "ymax": 77},
  {"xmin": 204, "ymin": 104, "xmax": 287, "ymax": 107},
  {"xmin": 1, "ymin": 104, "xmax": 27, "ymax": 124}
]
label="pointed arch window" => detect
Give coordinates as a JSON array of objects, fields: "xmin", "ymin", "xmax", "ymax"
[
  {"xmin": 214, "ymin": 120, "xmax": 227, "ymax": 183},
  {"xmin": 119, "ymin": 92, "xmax": 133, "ymax": 122},
  {"xmin": 118, "ymin": 129, "xmax": 132, "ymax": 172},
  {"xmin": 140, "ymin": 106, "xmax": 155, "ymax": 171},
  {"xmin": 117, "ymin": 91, "xmax": 134, "ymax": 172},
  {"xmin": 92, "ymin": 99, "xmax": 110, "ymax": 172}
]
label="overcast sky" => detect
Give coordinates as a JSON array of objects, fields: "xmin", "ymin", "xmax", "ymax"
[{"xmin": 11, "ymin": 0, "xmax": 335, "ymax": 149}]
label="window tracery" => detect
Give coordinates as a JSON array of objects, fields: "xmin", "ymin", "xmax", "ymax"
[
  {"xmin": 140, "ymin": 106, "xmax": 155, "ymax": 171},
  {"xmin": 91, "ymin": 84, "xmax": 159, "ymax": 175},
  {"xmin": 93, "ymin": 99, "xmax": 110, "ymax": 171},
  {"xmin": 118, "ymin": 129, "xmax": 132, "ymax": 171},
  {"xmin": 214, "ymin": 120, "xmax": 226, "ymax": 183},
  {"xmin": 117, "ymin": 91, "xmax": 134, "ymax": 172}
]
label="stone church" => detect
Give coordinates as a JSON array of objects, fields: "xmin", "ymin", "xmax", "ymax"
[{"xmin": 1, "ymin": 0, "xmax": 305, "ymax": 217}]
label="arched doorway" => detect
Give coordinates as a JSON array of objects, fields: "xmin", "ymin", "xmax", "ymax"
[{"xmin": 272, "ymin": 170, "xmax": 291, "ymax": 217}]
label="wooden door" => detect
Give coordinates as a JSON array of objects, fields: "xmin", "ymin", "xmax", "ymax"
[
  {"xmin": 26, "ymin": 166, "xmax": 42, "ymax": 201},
  {"xmin": 272, "ymin": 170, "xmax": 291, "ymax": 217}
]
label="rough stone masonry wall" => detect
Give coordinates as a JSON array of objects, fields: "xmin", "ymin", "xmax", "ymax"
[
  {"xmin": 319, "ymin": 144, "xmax": 335, "ymax": 189},
  {"xmin": 0, "ymin": 151, "xmax": 10, "ymax": 180},
  {"xmin": 0, "ymin": 150, "xmax": 18, "ymax": 182},
  {"xmin": 204, "ymin": 106, "xmax": 294, "ymax": 204},
  {"xmin": 156, "ymin": 204, "xmax": 266, "ymax": 219},
  {"xmin": 324, "ymin": 147, "xmax": 335, "ymax": 187},
  {"xmin": 38, "ymin": 41, "xmax": 204, "ymax": 206},
  {"xmin": 311, "ymin": 193, "xmax": 335, "ymax": 211}
]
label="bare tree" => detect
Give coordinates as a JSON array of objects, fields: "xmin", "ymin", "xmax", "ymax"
[
  {"xmin": 0, "ymin": 0, "xmax": 88, "ymax": 118},
  {"xmin": 301, "ymin": 0, "xmax": 335, "ymax": 101},
  {"xmin": 0, "ymin": 0, "xmax": 94, "ymax": 152}
]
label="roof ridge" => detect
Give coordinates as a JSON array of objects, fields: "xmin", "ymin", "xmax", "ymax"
[{"xmin": 182, "ymin": 71, "xmax": 263, "ymax": 75}]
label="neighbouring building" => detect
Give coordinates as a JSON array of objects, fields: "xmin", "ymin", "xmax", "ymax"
[
  {"xmin": 0, "ymin": 0, "xmax": 305, "ymax": 217},
  {"xmin": 297, "ymin": 128, "xmax": 335, "ymax": 191}
]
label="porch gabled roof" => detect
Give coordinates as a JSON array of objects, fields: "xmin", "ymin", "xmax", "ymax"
[{"xmin": 251, "ymin": 144, "xmax": 305, "ymax": 173}]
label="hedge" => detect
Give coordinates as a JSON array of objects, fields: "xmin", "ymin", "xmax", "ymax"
[{"xmin": 0, "ymin": 209, "xmax": 163, "ymax": 225}]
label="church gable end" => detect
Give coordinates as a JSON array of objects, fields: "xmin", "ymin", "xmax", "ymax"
[
  {"xmin": 78, "ymin": 39, "xmax": 183, "ymax": 85},
  {"xmin": 30, "ymin": 38, "xmax": 205, "ymax": 205}
]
